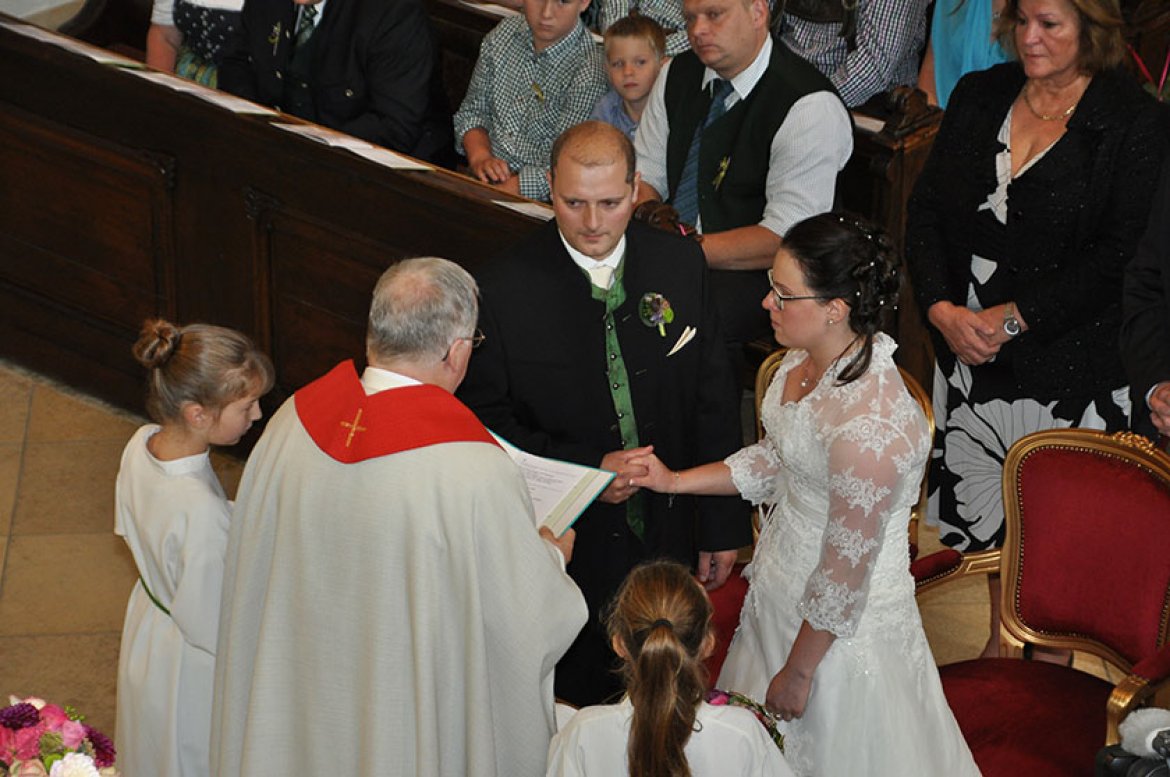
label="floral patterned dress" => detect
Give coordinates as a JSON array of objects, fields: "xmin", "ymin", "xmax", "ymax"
[
  {"xmin": 719, "ymin": 334, "xmax": 980, "ymax": 777},
  {"xmin": 928, "ymin": 107, "xmax": 1130, "ymax": 551}
]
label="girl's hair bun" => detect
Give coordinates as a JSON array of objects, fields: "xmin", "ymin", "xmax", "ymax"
[{"xmin": 133, "ymin": 319, "xmax": 182, "ymax": 370}]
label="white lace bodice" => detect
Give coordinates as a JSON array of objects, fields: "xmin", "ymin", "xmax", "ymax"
[{"xmin": 726, "ymin": 334, "xmax": 930, "ymax": 639}]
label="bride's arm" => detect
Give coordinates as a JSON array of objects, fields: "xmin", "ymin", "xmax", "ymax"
[
  {"xmin": 766, "ymin": 623, "xmax": 836, "ymax": 721},
  {"xmin": 798, "ymin": 417, "xmax": 902, "ymax": 635},
  {"xmin": 767, "ymin": 412, "xmax": 908, "ymax": 720},
  {"xmin": 629, "ymin": 454, "xmax": 740, "ymax": 496},
  {"xmin": 630, "ymin": 431, "xmax": 788, "ymax": 498}
]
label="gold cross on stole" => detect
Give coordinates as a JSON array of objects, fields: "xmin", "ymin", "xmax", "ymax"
[{"xmin": 340, "ymin": 408, "xmax": 367, "ymax": 447}]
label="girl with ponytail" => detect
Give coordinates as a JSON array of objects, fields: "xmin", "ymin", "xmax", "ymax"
[{"xmin": 547, "ymin": 560, "xmax": 793, "ymax": 776}]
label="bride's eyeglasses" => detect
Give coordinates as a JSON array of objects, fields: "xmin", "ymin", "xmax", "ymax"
[{"xmin": 767, "ymin": 270, "xmax": 828, "ymax": 310}]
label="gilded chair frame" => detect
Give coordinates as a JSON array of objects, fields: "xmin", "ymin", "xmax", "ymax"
[{"xmin": 999, "ymin": 429, "xmax": 1170, "ymax": 744}]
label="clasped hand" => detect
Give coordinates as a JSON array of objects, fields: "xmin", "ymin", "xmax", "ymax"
[
  {"xmin": 625, "ymin": 447, "xmax": 673, "ymax": 493},
  {"xmin": 599, "ymin": 447, "xmax": 653, "ymax": 504},
  {"xmin": 929, "ymin": 301, "xmax": 1013, "ymax": 366}
]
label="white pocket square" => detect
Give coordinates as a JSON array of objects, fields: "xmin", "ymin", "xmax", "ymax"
[{"xmin": 667, "ymin": 326, "xmax": 697, "ymax": 357}]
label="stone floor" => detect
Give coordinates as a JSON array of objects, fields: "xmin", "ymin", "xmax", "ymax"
[
  {"xmin": 0, "ymin": 359, "xmax": 1118, "ymax": 746},
  {"xmin": 0, "ymin": 360, "xmax": 243, "ymax": 739}
]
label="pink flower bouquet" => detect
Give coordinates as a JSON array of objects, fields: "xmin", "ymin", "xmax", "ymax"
[
  {"xmin": 0, "ymin": 696, "xmax": 118, "ymax": 777},
  {"xmin": 706, "ymin": 688, "xmax": 785, "ymax": 752}
]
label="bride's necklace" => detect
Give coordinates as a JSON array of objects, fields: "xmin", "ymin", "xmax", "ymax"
[
  {"xmin": 1023, "ymin": 82, "xmax": 1080, "ymax": 122},
  {"xmin": 799, "ymin": 361, "xmax": 819, "ymax": 390}
]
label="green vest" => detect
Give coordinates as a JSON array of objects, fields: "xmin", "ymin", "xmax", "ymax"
[
  {"xmin": 663, "ymin": 42, "xmax": 840, "ymax": 232},
  {"xmin": 584, "ymin": 259, "xmax": 647, "ymax": 540}
]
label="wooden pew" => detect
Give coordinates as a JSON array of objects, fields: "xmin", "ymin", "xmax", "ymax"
[
  {"xmin": 0, "ymin": 15, "xmax": 548, "ymax": 426},
  {"xmin": 58, "ymin": 0, "xmax": 149, "ymax": 58}
]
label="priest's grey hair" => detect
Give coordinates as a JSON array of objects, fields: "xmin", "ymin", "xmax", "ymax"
[{"xmin": 367, "ymin": 256, "xmax": 479, "ymax": 362}]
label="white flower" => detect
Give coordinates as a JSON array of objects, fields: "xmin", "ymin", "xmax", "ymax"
[
  {"xmin": 8, "ymin": 695, "xmax": 46, "ymax": 709},
  {"xmin": 943, "ymin": 397, "xmax": 1066, "ymax": 544},
  {"xmin": 48, "ymin": 753, "xmax": 102, "ymax": 777}
]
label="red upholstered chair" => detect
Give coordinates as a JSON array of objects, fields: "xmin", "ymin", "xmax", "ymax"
[
  {"xmin": 704, "ymin": 562, "xmax": 749, "ymax": 683},
  {"xmin": 937, "ymin": 429, "xmax": 1170, "ymax": 777}
]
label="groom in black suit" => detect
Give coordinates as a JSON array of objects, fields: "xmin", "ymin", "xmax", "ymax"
[{"xmin": 458, "ymin": 121, "xmax": 751, "ymax": 706}]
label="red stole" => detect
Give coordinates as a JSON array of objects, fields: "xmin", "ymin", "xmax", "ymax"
[{"xmin": 294, "ymin": 361, "xmax": 498, "ymax": 463}]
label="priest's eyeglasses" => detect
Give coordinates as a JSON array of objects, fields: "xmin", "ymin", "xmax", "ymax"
[
  {"xmin": 441, "ymin": 329, "xmax": 486, "ymax": 361},
  {"xmin": 766, "ymin": 270, "xmax": 829, "ymax": 310}
]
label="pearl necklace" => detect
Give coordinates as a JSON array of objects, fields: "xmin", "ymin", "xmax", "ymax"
[{"xmin": 1022, "ymin": 83, "xmax": 1079, "ymax": 122}]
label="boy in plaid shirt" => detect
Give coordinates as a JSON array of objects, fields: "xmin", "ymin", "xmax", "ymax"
[{"xmin": 454, "ymin": 0, "xmax": 608, "ymax": 201}]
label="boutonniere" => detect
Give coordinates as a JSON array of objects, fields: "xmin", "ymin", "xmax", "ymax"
[
  {"xmin": 268, "ymin": 22, "xmax": 281, "ymax": 54},
  {"xmin": 712, "ymin": 156, "xmax": 731, "ymax": 190},
  {"xmin": 639, "ymin": 292, "xmax": 674, "ymax": 337}
]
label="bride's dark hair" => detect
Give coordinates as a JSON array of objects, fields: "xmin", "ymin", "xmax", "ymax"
[{"xmin": 784, "ymin": 212, "xmax": 901, "ymax": 384}]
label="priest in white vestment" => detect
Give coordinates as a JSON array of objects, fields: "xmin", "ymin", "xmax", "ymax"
[{"xmin": 211, "ymin": 257, "xmax": 588, "ymax": 777}]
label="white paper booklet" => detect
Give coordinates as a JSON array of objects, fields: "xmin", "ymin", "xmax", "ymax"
[{"xmin": 490, "ymin": 433, "xmax": 614, "ymax": 536}]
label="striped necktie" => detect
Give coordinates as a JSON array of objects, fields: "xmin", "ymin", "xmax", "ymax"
[
  {"xmin": 294, "ymin": 4, "xmax": 318, "ymax": 50},
  {"xmin": 672, "ymin": 78, "xmax": 734, "ymax": 227}
]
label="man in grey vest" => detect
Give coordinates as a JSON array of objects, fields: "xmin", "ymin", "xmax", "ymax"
[{"xmin": 634, "ymin": 0, "xmax": 851, "ymax": 348}]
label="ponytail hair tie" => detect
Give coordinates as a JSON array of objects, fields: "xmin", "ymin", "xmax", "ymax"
[{"xmin": 650, "ymin": 618, "xmax": 674, "ymax": 632}]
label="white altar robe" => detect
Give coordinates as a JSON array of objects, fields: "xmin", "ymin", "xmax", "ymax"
[
  {"xmin": 211, "ymin": 375, "xmax": 588, "ymax": 777},
  {"xmin": 115, "ymin": 424, "xmax": 228, "ymax": 777}
]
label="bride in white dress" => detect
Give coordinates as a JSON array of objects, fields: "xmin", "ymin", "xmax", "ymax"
[{"xmin": 632, "ymin": 213, "xmax": 980, "ymax": 776}]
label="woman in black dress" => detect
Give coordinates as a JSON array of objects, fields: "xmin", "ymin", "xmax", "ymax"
[{"xmin": 906, "ymin": 0, "xmax": 1169, "ymax": 654}]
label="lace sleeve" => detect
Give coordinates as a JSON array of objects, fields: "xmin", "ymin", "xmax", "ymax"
[
  {"xmin": 725, "ymin": 437, "xmax": 783, "ymax": 505},
  {"xmin": 797, "ymin": 414, "xmax": 907, "ymax": 638}
]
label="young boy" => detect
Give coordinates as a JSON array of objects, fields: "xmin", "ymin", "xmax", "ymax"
[
  {"xmin": 590, "ymin": 14, "xmax": 666, "ymax": 143},
  {"xmin": 598, "ymin": 0, "xmax": 687, "ymax": 57},
  {"xmin": 453, "ymin": 0, "xmax": 608, "ymax": 202}
]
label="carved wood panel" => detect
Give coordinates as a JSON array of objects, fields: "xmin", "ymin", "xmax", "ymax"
[
  {"xmin": 0, "ymin": 102, "xmax": 177, "ymax": 406},
  {"xmin": 245, "ymin": 187, "xmax": 404, "ymax": 400},
  {"xmin": 0, "ymin": 104, "xmax": 176, "ymax": 327}
]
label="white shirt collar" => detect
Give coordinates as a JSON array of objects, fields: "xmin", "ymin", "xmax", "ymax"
[
  {"xmin": 701, "ymin": 35, "xmax": 772, "ymax": 103},
  {"xmin": 558, "ymin": 231, "xmax": 627, "ymax": 276},
  {"xmin": 360, "ymin": 365, "xmax": 421, "ymax": 395}
]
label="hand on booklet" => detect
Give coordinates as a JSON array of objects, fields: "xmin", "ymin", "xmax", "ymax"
[{"xmin": 539, "ymin": 526, "xmax": 576, "ymax": 565}]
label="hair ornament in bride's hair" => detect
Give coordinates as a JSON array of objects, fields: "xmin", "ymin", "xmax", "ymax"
[
  {"xmin": 783, "ymin": 212, "xmax": 902, "ymax": 385},
  {"xmin": 834, "ymin": 212, "xmax": 880, "ymax": 243}
]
